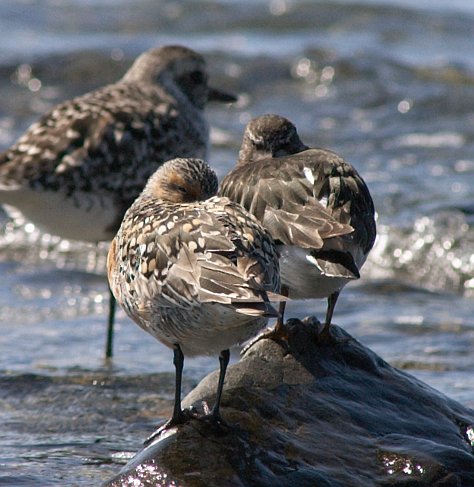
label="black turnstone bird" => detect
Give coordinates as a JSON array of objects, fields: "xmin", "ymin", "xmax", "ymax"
[
  {"xmin": 0, "ymin": 45, "xmax": 236, "ymax": 357},
  {"xmin": 219, "ymin": 114, "xmax": 376, "ymax": 341},
  {"xmin": 107, "ymin": 158, "xmax": 282, "ymax": 440}
]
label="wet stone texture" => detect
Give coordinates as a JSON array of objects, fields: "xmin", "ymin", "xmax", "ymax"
[{"xmin": 104, "ymin": 317, "xmax": 474, "ymax": 487}]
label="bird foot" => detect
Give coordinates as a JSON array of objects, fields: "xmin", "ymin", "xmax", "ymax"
[
  {"xmin": 200, "ymin": 410, "xmax": 228, "ymax": 427},
  {"xmin": 241, "ymin": 322, "xmax": 289, "ymax": 355},
  {"xmin": 195, "ymin": 410, "xmax": 235, "ymax": 437},
  {"xmin": 143, "ymin": 408, "xmax": 196, "ymax": 446},
  {"xmin": 316, "ymin": 324, "xmax": 351, "ymax": 346}
]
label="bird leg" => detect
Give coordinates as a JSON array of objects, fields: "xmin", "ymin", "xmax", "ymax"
[
  {"xmin": 105, "ymin": 287, "xmax": 116, "ymax": 359},
  {"xmin": 210, "ymin": 349, "xmax": 230, "ymax": 422},
  {"xmin": 321, "ymin": 290, "xmax": 339, "ymax": 337},
  {"xmin": 170, "ymin": 343, "xmax": 186, "ymax": 424},
  {"xmin": 273, "ymin": 285, "xmax": 289, "ymax": 338},
  {"xmin": 144, "ymin": 344, "xmax": 190, "ymax": 445},
  {"xmin": 318, "ymin": 290, "xmax": 350, "ymax": 345}
]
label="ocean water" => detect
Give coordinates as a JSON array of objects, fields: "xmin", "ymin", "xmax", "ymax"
[{"xmin": 0, "ymin": 0, "xmax": 473, "ymax": 484}]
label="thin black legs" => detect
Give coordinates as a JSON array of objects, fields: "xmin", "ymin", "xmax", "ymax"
[
  {"xmin": 171, "ymin": 344, "xmax": 185, "ymax": 423},
  {"xmin": 212, "ymin": 349, "xmax": 230, "ymax": 420},
  {"xmin": 322, "ymin": 290, "xmax": 340, "ymax": 336},
  {"xmin": 105, "ymin": 287, "xmax": 116, "ymax": 359}
]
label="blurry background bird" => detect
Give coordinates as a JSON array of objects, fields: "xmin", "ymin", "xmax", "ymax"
[{"xmin": 0, "ymin": 44, "xmax": 236, "ymax": 358}]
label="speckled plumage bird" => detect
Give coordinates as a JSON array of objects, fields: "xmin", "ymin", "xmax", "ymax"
[
  {"xmin": 107, "ymin": 157, "xmax": 282, "ymax": 439},
  {"xmin": 219, "ymin": 114, "xmax": 376, "ymax": 341},
  {"xmin": 0, "ymin": 45, "xmax": 236, "ymax": 357}
]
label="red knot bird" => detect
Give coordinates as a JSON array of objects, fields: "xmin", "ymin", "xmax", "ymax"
[
  {"xmin": 219, "ymin": 114, "xmax": 376, "ymax": 342},
  {"xmin": 107, "ymin": 157, "xmax": 282, "ymax": 441},
  {"xmin": 0, "ymin": 45, "xmax": 236, "ymax": 358}
]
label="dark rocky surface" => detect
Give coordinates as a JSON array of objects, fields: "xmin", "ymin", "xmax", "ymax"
[{"xmin": 105, "ymin": 317, "xmax": 474, "ymax": 487}]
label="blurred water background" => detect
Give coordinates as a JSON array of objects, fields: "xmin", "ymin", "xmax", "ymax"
[{"xmin": 0, "ymin": 0, "xmax": 473, "ymax": 484}]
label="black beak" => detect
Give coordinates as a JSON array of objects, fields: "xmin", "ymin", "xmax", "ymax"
[{"xmin": 208, "ymin": 86, "xmax": 238, "ymax": 103}]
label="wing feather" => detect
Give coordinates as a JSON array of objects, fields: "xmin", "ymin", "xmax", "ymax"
[{"xmin": 109, "ymin": 197, "xmax": 282, "ymax": 318}]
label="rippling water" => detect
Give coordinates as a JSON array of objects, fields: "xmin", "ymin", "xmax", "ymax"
[{"xmin": 1, "ymin": 0, "xmax": 473, "ymax": 484}]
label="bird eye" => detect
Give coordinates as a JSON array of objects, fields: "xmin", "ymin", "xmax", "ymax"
[{"xmin": 175, "ymin": 184, "xmax": 187, "ymax": 193}]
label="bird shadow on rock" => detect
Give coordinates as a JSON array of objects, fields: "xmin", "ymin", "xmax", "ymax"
[{"xmin": 104, "ymin": 317, "xmax": 474, "ymax": 487}]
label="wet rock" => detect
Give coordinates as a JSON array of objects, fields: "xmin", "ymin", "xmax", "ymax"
[{"xmin": 104, "ymin": 317, "xmax": 474, "ymax": 487}]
